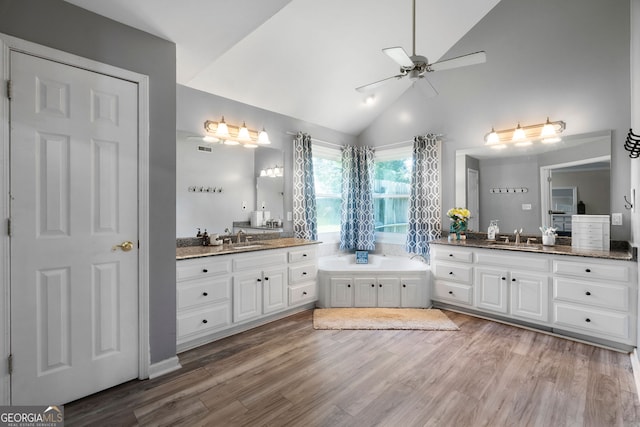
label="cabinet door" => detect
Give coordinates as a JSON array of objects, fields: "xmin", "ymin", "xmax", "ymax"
[
  {"xmin": 475, "ymin": 267, "xmax": 508, "ymax": 314},
  {"xmin": 354, "ymin": 277, "xmax": 377, "ymax": 307},
  {"xmin": 510, "ymin": 272, "xmax": 549, "ymax": 322},
  {"xmin": 378, "ymin": 277, "xmax": 401, "ymax": 307},
  {"xmin": 233, "ymin": 273, "xmax": 262, "ymax": 322},
  {"xmin": 263, "ymin": 267, "xmax": 287, "ymax": 314},
  {"xmin": 330, "ymin": 277, "xmax": 353, "ymax": 307},
  {"xmin": 401, "ymin": 277, "xmax": 424, "ymax": 308}
]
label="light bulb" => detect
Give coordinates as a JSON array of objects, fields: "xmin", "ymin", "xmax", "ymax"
[
  {"xmin": 258, "ymin": 127, "xmax": 271, "ymax": 144},
  {"xmin": 237, "ymin": 121, "xmax": 251, "ymax": 141},
  {"xmin": 486, "ymin": 127, "xmax": 500, "ymax": 145},
  {"xmin": 540, "ymin": 117, "xmax": 556, "ymax": 138},
  {"xmin": 512, "ymin": 123, "xmax": 526, "ymax": 141},
  {"xmin": 215, "ymin": 116, "xmax": 230, "ymax": 138}
]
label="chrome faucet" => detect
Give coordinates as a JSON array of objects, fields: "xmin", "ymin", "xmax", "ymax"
[
  {"xmin": 236, "ymin": 229, "xmax": 245, "ymax": 243},
  {"xmin": 514, "ymin": 228, "xmax": 523, "ymax": 245}
]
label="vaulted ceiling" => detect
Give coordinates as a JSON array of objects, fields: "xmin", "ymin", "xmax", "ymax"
[{"xmin": 64, "ymin": 0, "xmax": 500, "ymax": 135}]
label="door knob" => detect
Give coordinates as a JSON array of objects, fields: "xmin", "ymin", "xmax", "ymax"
[{"xmin": 112, "ymin": 241, "xmax": 134, "ymax": 252}]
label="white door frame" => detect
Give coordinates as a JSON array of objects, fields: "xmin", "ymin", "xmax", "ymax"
[
  {"xmin": 0, "ymin": 33, "xmax": 151, "ymax": 405},
  {"xmin": 539, "ymin": 155, "xmax": 611, "ymax": 230}
]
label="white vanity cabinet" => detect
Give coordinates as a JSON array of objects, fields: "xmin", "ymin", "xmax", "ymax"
[
  {"xmin": 552, "ymin": 257, "xmax": 636, "ymax": 345},
  {"xmin": 176, "ymin": 257, "xmax": 233, "ymax": 348},
  {"xmin": 353, "ymin": 277, "xmax": 401, "ymax": 307},
  {"xmin": 431, "ymin": 247, "xmax": 474, "ymax": 306},
  {"xmin": 430, "ymin": 243, "xmax": 637, "ymax": 349},
  {"xmin": 288, "ymin": 248, "xmax": 318, "ymax": 306},
  {"xmin": 176, "ymin": 244, "xmax": 319, "ymax": 351}
]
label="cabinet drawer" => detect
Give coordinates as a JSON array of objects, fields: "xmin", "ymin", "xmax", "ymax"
[
  {"xmin": 433, "ymin": 247, "xmax": 473, "ymax": 263},
  {"xmin": 433, "ymin": 281, "xmax": 473, "ymax": 305},
  {"xmin": 289, "ymin": 263, "xmax": 317, "ymax": 284},
  {"xmin": 289, "ymin": 249, "xmax": 316, "ymax": 263},
  {"xmin": 177, "ymin": 258, "xmax": 232, "ymax": 281},
  {"xmin": 177, "ymin": 305, "xmax": 232, "ymax": 338},
  {"xmin": 233, "ymin": 252, "xmax": 287, "ymax": 271},
  {"xmin": 432, "ymin": 262, "xmax": 473, "ymax": 284},
  {"xmin": 553, "ymin": 260, "xmax": 630, "ymax": 282},
  {"xmin": 553, "ymin": 302, "xmax": 630, "ymax": 341},
  {"xmin": 177, "ymin": 276, "xmax": 231, "ymax": 310},
  {"xmin": 475, "ymin": 251, "xmax": 550, "ymax": 272},
  {"xmin": 553, "ymin": 278, "xmax": 629, "ymax": 311},
  {"xmin": 289, "ymin": 282, "xmax": 317, "ymax": 305}
]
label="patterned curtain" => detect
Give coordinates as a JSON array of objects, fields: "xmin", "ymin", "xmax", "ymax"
[
  {"xmin": 340, "ymin": 146, "xmax": 375, "ymax": 251},
  {"xmin": 293, "ymin": 132, "xmax": 317, "ymax": 240},
  {"xmin": 406, "ymin": 134, "xmax": 442, "ymax": 258}
]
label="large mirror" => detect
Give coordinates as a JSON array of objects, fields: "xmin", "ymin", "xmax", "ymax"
[
  {"xmin": 455, "ymin": 130, "xmax": 611, "ymax": 235},
  {"xmin": 176, "ymin": 131, "xmax": 284, "ymax": 237}
]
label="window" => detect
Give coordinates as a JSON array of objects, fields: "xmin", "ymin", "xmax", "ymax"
[
  {"xmin": 312, "ymin": 144, "xmax": 413, "ymax": 239},
  {"xmin": 373, "ymin": 147, "xmax": 412, "ymax": 236},
  {"xmin": 313, "ymin": 145, "xmax": 342, "ymax": 233}
]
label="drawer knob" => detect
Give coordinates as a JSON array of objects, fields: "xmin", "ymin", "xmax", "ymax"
[
  {"xmin": 202, "ymin": 319, "xmax": 208, "ymax": 324},
  {"xmin": 501, "ymin": 277, "xmax": 506, "ymax": 281},
  {"xmin": 585, "ymin": 318, "xmax": 591, "ymax": 323},
  {"xmin": 202, "ymin": 292, "xmax": 208, "ymax": 296},
  {"xmin": 302, "ymin": 272, "xmax": 307, "ymax": 275},
  {"xmin": 585, "ymin": 268, "xmax": 591, "ymax": 273},
  {"xmin": 371, "ymin": 284, "xmax": 375, "ymax": 287},
  {"xmin": 302, "ymin": 291, "xmax": 308, "ymax": 295},
  {"xmin": 449, "ymin": 254, "xmax": 454, "ymax": 257},
  {"xmin": 448, "ymin": 291, "xmax": 454, "ymax": 295},
  {"xmin": 348, "ymin": 284, "xmax": 351, "ymax": 288},
  {"xmin": 257, "ymin": 278, "xmax": 262, "ymax": 282},
  {"xmin": 264, "ymin": 277, "xmax": 269, "ymax": 281},
  {"xmin": 403, "ymin": 284, "xmax": 407, "ymax": 288},
  {"xmin": 303, "ymin": 253, "xmax": 307, "ymax": 257},
  {"xmin": 202, "ymin": 268, "xmax": 208, "ymax": 273},
  {"xmin": 585, "ymin": 291, "xmax": 591, "ymax": 296},
  {"xmin": 379, "ymin": 284, "xmax": 382, "ymax": 287},
  {"xmin": 512, "ymin": 278, "xmax": 516, "ymax": 282},
  {"xmin": 449, "ymin": 272, "xmax": 454, "ymax": 275}
]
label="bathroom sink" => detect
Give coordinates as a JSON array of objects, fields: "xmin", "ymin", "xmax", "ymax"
[
  {"xmin": 488, "ymin": 242, "xmax": 544, "ymax": 251},
  {"xmin": 229, "ymin": 242, "xmax": 268, "ymax": 250}
]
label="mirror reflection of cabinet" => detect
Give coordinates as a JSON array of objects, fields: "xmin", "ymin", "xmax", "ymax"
[{"xmin": 551, "ymin": 187, "xmax": 577, "ymax": 214}]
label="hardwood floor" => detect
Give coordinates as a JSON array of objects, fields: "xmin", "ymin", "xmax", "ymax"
[{"xmin": 65, "ymin": 310, "xmax": 640, "ymax": 426}]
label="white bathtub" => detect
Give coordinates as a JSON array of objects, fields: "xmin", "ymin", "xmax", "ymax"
[
  {"xmin": 317, "ymin": 254, "xmax": 431, "ymax": 308},
  {"xmin": 318, "ymin": 254, "xmax": 427, "ymax": 272}
]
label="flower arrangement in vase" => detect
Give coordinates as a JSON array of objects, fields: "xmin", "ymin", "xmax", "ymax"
[{"xmin": 447, "ymin": 207, "xmax": 471, "ymax": 240}]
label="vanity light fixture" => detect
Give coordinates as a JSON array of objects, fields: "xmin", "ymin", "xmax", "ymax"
[
  {"xmin": 485, "ymin": 118, "xmax": 566, "ymax": 146},
  {"xmin": 204, "ymin": 117, "xmax": 270, "ymax": 148},
  {"xmin": 259, "ymin": 165, "xmax": 284, "ymax": 178}
]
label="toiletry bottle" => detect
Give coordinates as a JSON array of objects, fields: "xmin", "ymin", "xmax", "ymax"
[
  {"xmin": 487, "ymin": 220, "xmax": 497, "ymax": 240},
  {"xmin": 202, "ymin": 229, "xmax": 210, "ymax": 246}
]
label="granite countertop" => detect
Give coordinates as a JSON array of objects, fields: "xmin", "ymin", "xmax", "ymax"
[
  {"xmin": 176, "ymin": 237, "xmax": 321, "ymax": 260},
  {"xmin": 430, "ymin": 238, "xmax": 636, "ymax": 261}
]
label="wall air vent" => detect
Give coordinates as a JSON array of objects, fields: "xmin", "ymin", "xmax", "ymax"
[{"xmin": 197, "ymin": 145, "xmax": 213, "ymax": 153}]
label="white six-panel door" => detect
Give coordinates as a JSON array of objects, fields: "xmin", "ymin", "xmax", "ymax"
[{"xmin": 10, "ymin": 51, "xmax": 139, "ymax": 405}]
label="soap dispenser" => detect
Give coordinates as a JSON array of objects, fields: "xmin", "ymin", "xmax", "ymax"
[
  {"xmin": 202, "ymin": 229, "xmax": 210, "ymax": 246},
  {"xmin": 487, "ymin": 220, "xmax": 499, "ymax": 241}
]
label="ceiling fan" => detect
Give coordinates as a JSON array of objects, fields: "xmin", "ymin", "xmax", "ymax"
[{"xmin": 356, "ymin": 0, "xmax": 486, "ymax": 96}]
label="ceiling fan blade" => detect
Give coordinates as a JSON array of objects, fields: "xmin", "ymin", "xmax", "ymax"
[
  {"xmin": 429, "ymin": 51, "xmax": 486, "ymax": 72},
  {"xmin": 356, "ymin": 74, "xmax": 405, "ymax": 92},
  {"xmin": 382, "ymin": 46, "xmax": 414, "ymax": 68},
  {"xmin": 413, "ymin": 76, "xmax": 438, "ymax": 98}
]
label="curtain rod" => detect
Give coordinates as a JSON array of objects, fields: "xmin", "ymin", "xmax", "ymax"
[{"xmin": 286, "ymin": 131, "xmax": 441, "ymax": 150}]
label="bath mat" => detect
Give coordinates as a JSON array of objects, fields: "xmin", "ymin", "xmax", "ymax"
[{"xmin": 312, "ymin": 308, "xmax": 459, "ymax": 331}]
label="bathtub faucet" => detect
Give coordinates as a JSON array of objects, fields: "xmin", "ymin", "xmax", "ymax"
[{"xmin": 410, "ymin": 254, "xmax": 427, "ymax": 263}]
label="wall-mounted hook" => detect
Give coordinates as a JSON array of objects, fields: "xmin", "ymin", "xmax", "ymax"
[{"xmin": 624, "ymin": 194, "xmax": 634, "ymax": 210}]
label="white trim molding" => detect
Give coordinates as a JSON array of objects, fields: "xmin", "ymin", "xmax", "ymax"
[
  {"xmin": 148, "ymin": 356, "xmax": 182, "ymax": 380},
  {"xmin": 0, "ymin": 32, "xmax": 151, "ymax": 404}
]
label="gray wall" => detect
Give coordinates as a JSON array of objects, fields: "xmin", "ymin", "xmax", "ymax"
[
  {"xmin": 359, "ymin": 0, "xmax": 631, "ymax": 240},
  {"xmin": 0, "ymin": 0, "xmax": 177, "ymax": 364},
  {"xmin": 176, "ymin": 84, "xmax": 358, "ymax": 235}
]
